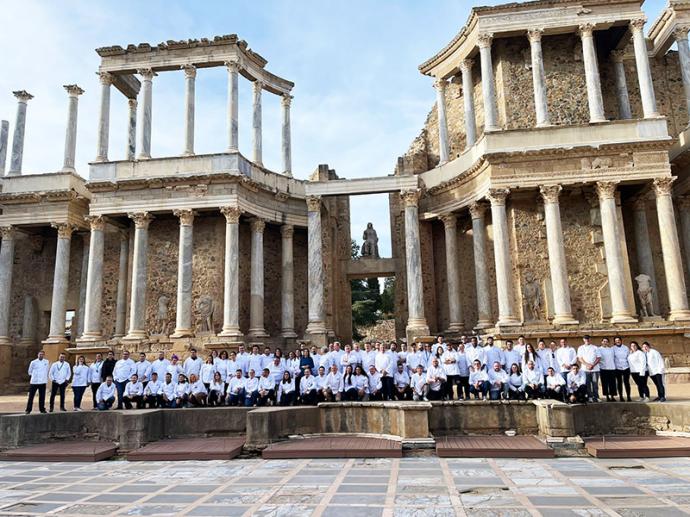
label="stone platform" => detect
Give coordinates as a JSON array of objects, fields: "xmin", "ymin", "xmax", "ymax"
[
  {"xmin": 127, "ymin": 437, "xmax": 245, "ymax": 461},
  {"xmin": 0, "ymin": 441, "xmax": 117, "ymax": 462},
  {"xmin": 436, "ymin": 435, "xmax": 555, "ymax": 458},
  {"xmin": 585, "ymin": 435, "xmax": 690, "ymax": 458},
  {"xmin": 262, "ymin": 436, "xmax": 402, "ymax": 459}
]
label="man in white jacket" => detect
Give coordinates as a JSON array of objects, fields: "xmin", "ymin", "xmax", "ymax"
[
  {"xmin": 96, "ymin": 376, "xmax": 117, "ymax": 410},
  {"xmin": 487, "ymin": 362, "xmax": 508, "ymax": 400},
  {"xmin": 26, "ymin": 351, "xmax": 49, "ymax": 414},
  {"xmin": 48, "ymin": 353, "xmax": 71, "ymax": 412},
  {"xmin": 426, "ymin": 358, "xmax": 447, "ymax": 400},
  {"xmin": 643, "ymin": 342, "xmax": 666, "ymax": 402}
]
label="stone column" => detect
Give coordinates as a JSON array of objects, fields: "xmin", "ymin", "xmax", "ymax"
[
  {"xmin": 113, "ymin": 231, "xmax": 128, "ymax": 338},
  {"xmin": 8, "ymin": 90, "xmax": 33, "ymax": 175},
  {"xmin": 673, "ymin": 26, "xmax": 690, "ymax": 126},
  {"xmin": 527, "ymin": 28, "xmax": 550, "ymax": 127},
  {"xmin": 61, "ymin": 85, "xmax": 84, "ymax": 172},
  {"xmin": 596, "ymin": 182, "xmax": 637, "ymax": 323},
  {"xmin": 226, "ymin": 60, "xmax": 240, "ymax": 152},
  {"xmin": 281, "ymin": 225, "xmax": 297, "ymax": 338},
  {"xmin": 0, "ymin": 227, "xmax": 16, "ymax": 345},
  {"xmin": 95, "ymin": 73, "xmax": 112, "ymax": 162},
  {"xmin": 20, "ymin": 295, "xmax": 38, "ymax": 346},
  {"xmin": 630, "ymin": 18, "xmax": 659, "ymax": 119},
  {"xmin": 579, "ymin": 24, "xmax": 606, "ymax": 123},
  {"xmin": 540, "ymin": 186, "xmax": 578, "ymax": 324},
  {"xmin": 678, "ymin": 197, "xmax": 690, "ymax": 281},
  {"xmin": 0, "ymin": 120, "xmax": 9, "ymax": 175},
  {"xmin": 611, "ymin": 51, "xmax": 632, "ymax": 120},
  {"xmin": 125, "ymin": 212, "xmax": 153, "ymax": 340},
  {"xmin": 172, "ymin": 210, "xmax": 195, "ymax": 337},
  {"xmin": 487, "ymin": 189, "xmax": 520, "ymax": 326},
  {"xmin": 248, "ymin": 218, "xmax": 268, "ymax": 339},
  {"xmin": 441, "ymin": 214, "xmax": 463, "ymax": 332},
  {"xmin": 460, "ymin": 59, "xmax": 478, "ymax": 148},
  {"xmin": 653, "ymin": 178, "xmax": 690, "ymax": 321},
  {"xmin": 434, "ymin": 78, "xmax": 450, "ymax": 164},
  {"xmin": 632, "ymin": 197, "xmax": 659, "ymax": 314},
  {"xmin": 305, "ymin": 196, "xmax": 327, "ymax": 338},
  {"xmin": 400, "ymin": 190, "xmax": 430, "ymax": 338},
  {"xmin": 80, "ymin": 216, "xmax": 105, "ymax": 342},
  {"xmin": 182, "ymin": 65, "xmax": 196, "ymax": 156},
  {"xmin": 219, "ymin": 207, "xmax": 243, "ymax": 339},
  {"xmin": 252, "ymin": 80, "xmax": 263, "ymax": 166},
  {"xmin": 45, "ymin": 224, "xmax": 75, "ymax": 343},
  {"xmin": 126, "ymin": 98, "xmax": 137, "ymax": 160},
  {"xmin": 469, "ymin": 203, "xmax": 492, "ymax": 328},
  {"xmin": 478, "ymin": 33, "xmax": 499, "ymax": 131},
  {"xmin": 137, "ymin": 68, "xmax": 155, "ymax": 160},
  {"xmin": 281, "ymin": 94, "xmax": 293, "ymax": 176},
  {"xmin": 75, "ymin": 233, "xmax": 89, "ymax": 339}
]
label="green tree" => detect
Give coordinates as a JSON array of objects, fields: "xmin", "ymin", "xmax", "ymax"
[{"xmin": 380, "ymin": 277, "xmax": 395, "ymax": 316}]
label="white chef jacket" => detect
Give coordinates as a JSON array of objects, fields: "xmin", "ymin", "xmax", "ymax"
[
  {"xmin": 410, "ymin": 372, "xmax": 427, "ymax": 396},
  {"xmin": 200, "ymin": 363, "xmax": 216, "ymax": 384},
  {"xmin": 299, "ymin": 375, "xmax": 317, "ymax": 394},
  {"xmin": 113, "ymin": 358, "xmax": 136, "ymax": 383},
  {"xmin": 183, "ymin": 356, "xmax": 203, "ymax": 378},
  {"xmin": 503, "ymin": 349, "xmax": 522, "ymax": 371},
  {"xmin": 546, "ymin": 374, "xmax": 566, "ymax": 389},
  {"xmin": 278, "ymin": 379, "xmax": 295, "ymax": 401},
  {"xmin": 135, "ymin": 360, "xmax": 152, "ymax": 382},
  {"xmin": 144, "ymin": 379, "xmax": 162, "ymax": 396},
  {"xmin": 368, "ymin": 371, "xmax": 382, "ymax": 393},
  {"xmin": 151, "ymin": 358, "xmax": 170, "ymax": 380},
  {"xmin": 484, "ymin": 346, "xmax": 504, "ymax": 368},
  {"xmin": 49, "ymin": 361, "xmax": 71, "ymax": 384},
  {"xmin": 394, "ymin": 370, "xmax": 410, "ymax": 389},
  {"xmin": 175, "ymin": 382, "xmax": 190, "ymax": 397},
  {"xmin": 567, "ymin": 370, "xmax": 586, "ymax": 392},
  {"xmin": 426, "ymin": 365, "xmax": 447, "ymax": 391},
  {"xmin": 488, "ymin": 368, "xmax": 508, "ymax": 386},
  {"xmin": 227, "ymin": 377, "xmax": 246, "ymax": 395},
  {"xmin": 646, "ymin": 349, "xmax": 665, "ymax": 376},
  {"xmin": 258, "ymin": 376, "xmax": 275, "ymax": 392},
  {"xmin": 522, "ymin": 368, "xmax": 543, "ymax": 387},
  {"xmin": 244, "ymin": 376, "xmax": 260, "ymax": 393},
  {"xmin": 508, "ymin": 373, "xmax": 523, "ymax": 392},
  {"xmin": 598, "ymin": 347, "xmax": 616, "ymax": 370},
  {"xmin": 375, "ymin": 352, "xmax": 393, "ymax": 376},
  {"xmin": 190, "ymin": 380, "xmax": 207, "ymax": 395},
  {"xmin": 577, "ymin": 344, "xmax": 601, "ymax": 372},
  {"xmin": 89, "ymin": 360, "xmax": 104, "ymax": 384},
  {"xmin": 28, "ymin": 358, "xmax": 49, "ymax": 384},
  {"xmin": 325, "ymin": 371, "xmax": 343, "ymax": 392},
  {"xmin": 469, "ymin": 369, "xmax": 489, "ymax": 385},
  {"xmin": 124, "ymin": 381, "xmax": 143, "ymax": 397},
  {"xmin": 441, "ymin": 350, "xmax": 459, "ymax": 376},
  {"xmin": 613, "ymin": 345, "xmax": 630, "ymax": 370},
  {"xmin": 466, "ymin": 345, "xmax": 486, "ymax": 367},
  {"xmin": 96, "ymin": 382, "xmax": 116, "ymax": 402},
  {"xmin": 160, "ymin": 381, "xmax": 176, "ymax": 400},
  {"xmin": 556, "ymin": 347, "xmax": 577, "ymax": 374},
  {"xmin": 71, "ymin": 364, "xmax": 89, "ymax": 387},
  {"xmin": 628, "ymin": 350, "xmax": 647, "ymax": 374}
]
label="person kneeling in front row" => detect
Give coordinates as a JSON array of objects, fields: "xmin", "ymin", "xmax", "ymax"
[
  {"xmin": 208, "ymin": 372, "xmax": 225, "ymax": 407},
  {"xmin": 175, "ymin": 374, "xmax": 190, "ymax": 407},
  {"xmin": 545, "ymin": 367, "xmax": 566, "ymax": 402},
  {"xmin": 226, "ymin": 369, "xmax": 246, "ymax": 406},
  {"xmin": 159, "ymin": 373, "xmax": 176, "ymax": 408},
  {"xmin": 257, "ymin": 368, "xmax": 275, "ymax": 406},
  {"xmin": 96, "ymin": 376, "xmax": 117, "ymax": 411},
  {"xmin": 143, "ymin": 372, "xmax": 162, "ymax": 408},
  {"xmin": 411, "ymin": 365, "xmax": 428, "ymax": 401},
  {"xmin": 299, "ymin": 368, "xmax": 318, "ymax": 405},
  {"xmin": 123, "ymin": 374, "xmax": 144, "ymax": 409},
  {"xmin": 469, "ymin": 360, "xmax": 490, "ymax": 400},
  {"xmin": 278, "ymin": 371, "xmax": 296, "ymax": 406},
  {"xmin": 567, "ymin": 364, "xmax": 587, "ymax": 404},
  {"xmin": 188, "ymin": 374, "xmax": 208, "ymax": 407}
]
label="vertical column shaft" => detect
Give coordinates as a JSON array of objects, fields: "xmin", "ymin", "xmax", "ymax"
[
  {"xmin": 441, "ymin": 214, "xmax": 463, "ymax": 331},
  {"xmin": 126, "ymin": 98, "xmax": 137, "ymax": 160},
  {"xmin": 95, "ymin": 73, "xmax": 112, "ymax": 162},
  {"xmin": 75, "ymin": 233, "xmax": 89, "ymax": 339},
  {"xmin": 631, "ymin": 18, "xmax": 659, "ymax": 119},
  {"xmin": 125, "ymin": 212, "xmax": 153, "ymax": 339},
  {"xmin": 540, "ymin": 186, "xmax": 578, "ymax": 324},
  {"xmin": 579, "ymin": 24, "xmax": 606, "ymax": 123},
  {"xmin": 182, "ymin": 65, "xmax": 196, "ymax": 156},
  {"xmin": 137, "ymin": 69, "xmax": 155, "ymax": 159},
  {"xmin": 434, "ymin": 79, "xmax": 450, "ymax": 164},
  {"xmin": 219, "ymin": 207, "xmax": 243, "ymax": 338},
  {"xmin": 80, "ymin": 217, "xmax": 105, "ymax": 341},
  {"xmin": 488, "ymin": 189, "xmax": 520, "ymax": 325},
  {"xmin": 113, "ymin": 231, "xmax": 129, "ymax": 338},
  {"xmin": 674, "ymin": 26, "xmax": 690, "ymax": 125},
  {"xmin": 653, "ymin": 178, "xmax": 690, "ymax": 320},
  {"xmin": 8, "ymin": 90, "xmax": 33, "ymax": 175},
  {"xmin": 611, "ymin": 51, "xmax": 632, "ymax": 120},
  {"xmin": 61, "ymin": 85, "xmax": 84, "ymax": 172},
  {"xmin": 632, "ymin": 198, "xmax": 659, "ymax": 313},
  {"xmin": 172, "ymin": 210, "xmax": 195, "ymax": 337},
  {"xmin": 478, "ymin": 33, "xmax": 499, "ymax": 131},
  {"xmin": 281, "ymin": 225, "xmax": 297, "ymax": 338},
  {"xmin": 46, "ymin": 224, "xmax": 75, "ymax": 342},
  {"xmin": 282, "ymin": 94, "xmax": 293, "ymax": 176},
  {"xmin": 678, "ymin": 197, "xmax": 690, "ymax": 282},
  {"xmin": 0, "ymin": 227, "xmax": 16, "ymax": 344},
  {"xmin": 400, "ymin": 190, "xmax": 429, "ymax": 333},
  {"xmin": 460, "ymin": 59, "xmax": 478, "ymax": 148},
  {"xmin": 305, "ymin": 196, "xmax": 327, "ymax": 335},
  {"xmin": 252, "ymin": 80, "xmax": 263, "ymax": 166},
  {"xmin": 528, "ymin": 29, "xmax": 550, "ymax": 127},
  {"xmin": 0, "ymin": 120, "xmax": 8, "ymax": 175},
  {"xmin": 226, "ymin": 61, "xmax": 240, "ymax": 152},
  {"xmin": 469, "ymin": 203, "xmax": 493, "ymax": 328},
  {"xmin": 249, "ymin": 218, "xmax": 268, "ymax": 338}
]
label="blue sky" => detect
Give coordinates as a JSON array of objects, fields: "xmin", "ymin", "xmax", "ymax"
[{"xmin": 0, "ymin": 0, "xmax": 668, "ymax": 257}]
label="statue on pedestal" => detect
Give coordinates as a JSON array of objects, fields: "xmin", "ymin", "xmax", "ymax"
[
  {"xmin": 635, "ymin": 273, "xmax": 655, "ymax": 317},
  {"xmin": 155, "ymin": 295, "xmax": 170, "ymax": 335},
  {"xmin": 361, "ymin": 222, "xmax": 380, "ymax": 259},
  {"xmin": 196, "ymin": 295, "xmax": 215, "ymax": 333}
]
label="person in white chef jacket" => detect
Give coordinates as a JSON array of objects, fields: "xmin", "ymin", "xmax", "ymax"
[
  {"xmin": 160, "ymin": 373, "xmax": 177, "ymax": 408},
  {"xmin": 628, "ymin": 341, "xmax": 650, "ymax": 401},
  {"xmin": 113, "ymin": 350, "xmax": 136, "ymax": 410},
  {"xmin": 71, "ymin": 355, "xmax": 90, "ymax": 411},
  {"xmin": 48, "ymin": 352, "xmax": 71, "ymax": 412},
  {"xmin": 643, "ymin": 341, "xmax": 666, "ymax": 402},
  {"xmin": 96, "ymin": 376, "xmax": 117, "ymax": 410},
  {"xmin": 324, "ymin": 364, "xmax": 343, "ymax": 402},
  {"xmin": 613, "ymin": 336, "xmax": 632, "ymax": 402},
  {"xmin": 143, "ymin": 372, "xmax": 163, "ymax": 408},
  {"xmin": 26, "ymin": 350, "xmax": 49, "ymax": 414},
  {"xmin": 122, "ymin": 373, "xmax": 144, "ymax": 409},
  {"xmin": 487, "ymin": 361, "xmax": 508, "ymax": 400},
  {"xmin": 89, "ymin": 353, "xmax": 104, "ymax": 409}
]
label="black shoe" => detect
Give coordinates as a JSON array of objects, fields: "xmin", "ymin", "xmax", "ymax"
[
  {"xmin": 652, "ymin": 397, "xmax": 660, "ymax": 402},
  {"xmin": 627, "ymin": 397, "xmax": 632, "ymax": 402},
  {"xmin": 25, "ymin": 410, "xmax": 30, "ymax": 415},
  {"xmin": 60, "ymin": 407, "xmax": 66, "ymax": 412},
  {"xmin": 40, "ymin": 410, "xmax": 47, "ymax": 414},
  {"xmin": 659, "ymin": 397, "xmax": 666, "ymax": 402},
  {"xmin": 49, "ymin": 408, "xmax": 54, "ymax": 413}
]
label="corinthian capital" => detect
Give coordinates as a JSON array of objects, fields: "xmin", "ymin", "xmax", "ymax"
[
  {"xmin": 225, "ymin": 59, "xmax": 240, "ymax": 73},
  {"xmin": 220, "ymin": 206, "xmax": 241, "ymax": 223},
  {"xmin": 281, "ymin": 224, "xmax": 294, "ymax": 238},
  {"xmin": 653, "ymin": 177, "xmax": 676, "ymax": 197},
  {"xmin": 539, "ymin": 185, "xmax": 562, "ymax": 204},
  {"xmin": 306, "ymin": 195, "xmax": 322, "ymax": 212},
  {"xmin": 469, "ymin": 202, "xmax": 486, "ymax": 219},
  {"xmin": 477, "ymin": 33, "xmax": 494, "ymax": 49},
  {"xmin": 595, "ymin": 181, "xmax": 618, "ymax": 200},
  {"xmin": 281, "ymin": 94, "xmax": 293, "ymax": 108},
  {"xmin": 673, "ymin": 25, "xmax": 690, "ymax": 41},
  {"xmin": 250, "ymin": 218, "xmax": 266, "ymax": 233},
  {"xmin": 63, "ymin": 84, "xmax": 85, "ymax": 97},
  {"xmin": 578, "ymin": 23, "xmax": 596, "ymax": 38},
  {"xmin": 181, "ymin": 64, "xmax": 197, "ymax": 79},
  {"xmin": 433, "ymin": 78, "xmax": 448, "ymax": 91},
  {"xmin": 98, "ymin": 72, "xmax": 113, "ymax": 86},
  {"xmin": 173, "ymin": 209, "xmax": 195, "ymax": 226},
  {"xmin": 51, "ymin": 223, "xmax": 76, "ymax": 239},
  {"xmin": 13, "ymin": 90, "xmax": 33, "ymax": 103},
  {"xmin": 252, "ymin": 80, "xmax": 263, "ymax": 95},
  {"xmin": 610, "ymin": 50, "xmax": 626, "ymax": 64},
  {"xmin": 137, "ymin": 68, "xmax": 156, "ymax": 81},
  {"xmin": 630, "ymin": 17, "xmax": 647, "ymax": 32},
  {"xmin": 84, "ymin": 215, "xmax": 105, "ymax": 232},
  {"xmin": 527, "ymin": 28, "xmax": 544, "ymax": 43},
  {"xmin": 460, "ymin": 59, "xmax": 474, "ymax": 73},
  {"xmin": 400, "ymin": 189, "xmax": 421, "ymax": 208},
  {"xmin": 128, "ymin": 212, "xmax": 154, "ymax": 229},
  {"xmin": 440, "ymin": 213, "xmax": 456, "ymax": 229},
  {"xmin": 487, "ymin": 188, "xmax": 510, "ymax": 206},
  {"xmin": 0, "ymin": 226, "xmax": 16, "ymax": 241}
]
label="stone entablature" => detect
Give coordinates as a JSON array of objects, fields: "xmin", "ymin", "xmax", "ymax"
[{"xmin": 648, "ymin": 0, "xmax": 690, "ymax": 56}]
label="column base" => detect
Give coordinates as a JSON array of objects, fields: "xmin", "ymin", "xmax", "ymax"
[
  {"xmin": 405, "ymin": 320, "xmax": 430, "ymax": 347},
  {"xmin": 76, "ymin": 332, "xmax": 104, "ymax": 346},
  {"xmin": 474, "ymin": 320, "xmax": 493, "ymax": 330},
  {"xmin": 42, "ymin": 341, "xmax": 71, "ymax": 363},
  {"xmin": 171, "ymin": 328, "xmax": 194, "ymax": 338},
  {"xmin": 552, "ymin": 315, "xmax": 580, "ymax": 326},
  {"xmin": 281, "ymin": 329, "xmax": 298, "ymax": 339},
  {"xmin": 305, "ymin": 321, "xmax": 327, "ymax": 335},
  {"xmin": 42, "ymin": 336, "xmax": 69, "ymax": 346},
  {"xmin": 0, "ymin": 336, "xmax": 11, "ymax": 346},
  {"xmin": 122, "ymin": 330, "xmax": 148, "ymax": 342},
  {"xmin": 668, "ymin": 309, "xmax": 690, "ymax": 322},
  {"xmin": 60, "ymin": 166, "xmax": 76, "ymax": 173},
  {"xmin": 219, "ymin": 327, "xmax": 244, "ymax": 340},
  {"xmin": 18, "ymin": 338, "xmax": 36, "ymax": 346},
  {"xmin": 496, "ymin": 317, "xmax": 522, "ymax": 327},
  {"xmin": 485, "ymin": 126, "xmax": 501, "ymax": 132},
  {"xmin": 445, "ymin": 323, "xmax": 464, "ymax": 334},
  {"xmin": 610, "ymin": 314, "xmax": 638, "ymax": 324},
  {"xmin": 589, "ymin": 117, "xmax": 607, "ymax": 124},
  {"xmin": 137, "ymin": 154, "xmax": 151, "ymax": 160},
  {"xmin": 247, "ymin": 328, "xmax": 269, "ymax": 340},
  {"xmin": 536, "ymin": 122, "xmax": 552, "ymax": 128},
  {"xmin": 181, "ymin": 151, "xmax": 195, "ymax": 157}
]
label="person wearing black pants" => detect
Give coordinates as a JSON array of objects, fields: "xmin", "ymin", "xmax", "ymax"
[
  {"xmin": 613, "ymin": 337, "xmax": 632, "ymax": 402},
  {"xmin": 26, "ymin": 351, "xmax": 49, "ymax": 414},
  {"xmin": 628, "ymin": 341, "xmax": 650, "ymax": 400},
  {"xmin": 643, "ymin": 342, "xmax": 666, "ymax": 402},
  {"xmin": 48, "ymin": 354, "xmax": 71, "ymax": 412}
]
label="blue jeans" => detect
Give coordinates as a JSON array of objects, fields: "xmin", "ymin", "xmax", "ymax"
[
  {"xmin": 244, "ymin": 390, "xmax": 258, "ymax": 407},
  {"xmin": 228, "ymin": 389, "xmax": 245, "ymax": 406},
  {"xmin": 115, "ymin": 381, "xmax": 127, "ymax": 409},
  {"xmin": 97, "ymin": 397, "xmax": 115, "ymax": 411}
]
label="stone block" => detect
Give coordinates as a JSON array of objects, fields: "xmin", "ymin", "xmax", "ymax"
[{"xmin": 245, "ymin": 406, "xmax": 320, "ymax": 448}]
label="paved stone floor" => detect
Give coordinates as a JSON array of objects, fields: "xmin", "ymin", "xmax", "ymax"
[{"xmin": 0, "ymin": 456, "xmax": 689, "ymax": 516}]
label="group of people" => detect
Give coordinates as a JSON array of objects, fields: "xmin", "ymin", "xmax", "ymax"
[{"xmin": 24, "ymin": 334, "xmax": 668, "ymax": 413}]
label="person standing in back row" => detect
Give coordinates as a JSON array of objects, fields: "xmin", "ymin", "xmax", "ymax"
[
  {"xmin": 48, "ymin": 353, "xmax": 71, "ymax": 412},
  {"xmin": 26, "ymin": 351, "xmax": 49, "ymax": 414}
]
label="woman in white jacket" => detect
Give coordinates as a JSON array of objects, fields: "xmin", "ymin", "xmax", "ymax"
[
  {"xmin": 71, "ymin": 355, "xmax": 90, "ymax": 411},
  {"xmin": 628, "ymin": 341, "xmax": 650, "ymax": 401},
  {"xmin": 642, "ymin": 342, "xmax": 666, "ymax": 402}
]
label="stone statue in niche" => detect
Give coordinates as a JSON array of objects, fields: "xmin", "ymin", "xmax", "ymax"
[
  {"xmin": 361, "ymin": 223, "xmax": 380, "ymax": 259},
  {"xmin": 523, "ymin": 271, "xmax": 542, "ymax": 321},
  {"xmin": 635, "ymin": 273, "xmax": 656, "ymax": 317},
  {"xmin": 155, "ymin": 295, "xmax": 170, "ymax": 335},
  {"xmin": 196, "ymin": 295, "xmax": 215, "ymax": 333}
]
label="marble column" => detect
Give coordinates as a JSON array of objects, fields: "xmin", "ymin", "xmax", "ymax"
[
  {"xmin": 653, "ymin": 178, "xmax": 690, "ymax": 321},
  {"xmin": 281, "ymin": 94, "xmax": 292, "ymax": 176},
  {"xmin": 434, "ymin": 78, "xmax": 450, "ymax": 164},
  {"xmin": 126, "ymin": 98, "xmax": 137, "ymax": 160},
  {"xmin": 478, "ymin": 33, "xmax": 499, "ymax": 131},
  {"xmin": 678, "ymin": 197, "xmax": 690, "ymax": 282},
  {"xmin": 441, "ymin": 214, "xmax": 463, "ymax": 332},
  {"xmin": 281, "ymin": 224, "xmax": 297, "ymax": 338},
  {"xmin": 226, "ymin": 61, "xmax": 240, "ymax": 152},
  {"xmin": 630, "ymin": 18, "xmax": 659, "ymax": 119},
  {"xmin": 611, "ymin": 50, "xmax": 632, "ymax": 120},
  {"xmin": 305, "ymin": 196, "xmax": 327, "ymax": 337},
  {"xmin": 20, "ymin": 295, "xmax": 38, "ymax": 346},
  {"xmin": 488, "ymin": 189, "xmax": 520, "ymax": 326},
  {"xmin": 673, "ymin": 26, "xmax": 690, "ymax": 126},
  {"xmin": 540, "ymin": 185, "xmax": 578, "ymax": 324},
  {"xmin": 469, "ymin": 203, "xmax": 492, "ymax": 328},
  {"xmin": 219, "ymin": 207, "xmax": 243, "ymax": 339},
  {"xmin": 252, "ymin": 80, "xmax": 263, "ymax": 166},
  {"xmin": 0, "ymin": 227, "xmax": 16, "ymax": 345},
  {"xmin": 95, "ymin": 73, "xmax": 112, "ymax": 162},
  {"xmin": 172, "ymin": 210, "xmax": 195, "ymax": 337},
  {"xmin": 8, "ymin": 90, "xmax": 33, "ymax": 175},
  {"xmin": 46, "ymin": 223, "xmax": 75, "ymax": 343},
  {"xmin": 400, "ymin": 190, "xmax": 429, "ymax": 335},
  {"xmin": 80, "ymin": 216, "xmax": 105, "ymax": 342},
  {"xmin": 460, "ymin": 59, "xmax": 478, "ymax": 148},
  {"xmin": 125, "ymin": 212, "xmax": 153, "ymax": 340},
  {"xmin": 113, "ymin": 231, "xmax": 128, "ymax": 338},
  {"xmin": 596, "ymin": 182, "xmax": 637, "ymax": 322},
  {"xmin": 248, "ymin": 218, "xmax": 268, "ymax": 339},
  {"xmin": 137, "ymin": 68, "xmax": 155, "ymax": 160},
  {"xmin": 579, "ymin": 24, "xmax": 606, "ymax": 123},
  {"xmin": 0, "ymin": 120, "xmax": 9, "ymax": 175},
  {"xmin": 632, "ymin": 197, "xmax": 659, "ymax": 314},
  {"xmin": 527, "ymin": 28, "xmax": 550, "ymax": 127},
  {"xmin": 75, "ymin": 233, "xmax": 89, "ymax": 339},
  {"xmin": 182, "ymin": 65, "xmax": 196, "ymax": 156},
  {"xmin": 61, "ymin": 85, "xmax": 84, "ymax": 172}
]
